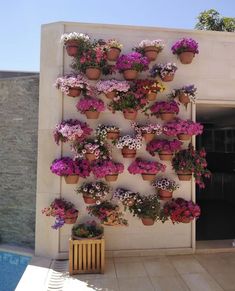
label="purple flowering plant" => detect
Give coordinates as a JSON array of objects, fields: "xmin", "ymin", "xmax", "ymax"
[
  {"xmin": 150, "ymin": 63, "xmax": 178, "ymax": 78},
  {"xmin": 116, "ymin": 52, "xmax": 149, "ymax": 73},
  {"xmin": 163, "ymin": 119, "xmax": 203, "ymax": 136},
  {"xmin": 76, "ymin": 97, "xmax": 105, "ymax": 113},
  {"xmin": 54, "ymin": 74, "xmax": 90, "ymax": 95},
  {"xmin": 169, "ymin": 85, "xmax": 197, "ymax": 103},
  {"xmin": 171, "ymin": 38, "xmax": 199, "ymax": 55},
  {"xmin": 91, "ymin": 159, "xmax": 124, "ymax": 178},
  {"xmin": 128, "ymin": 158, "xmax": 166, "ymax": 175},
  {"xmin": 96, "ymin": 79, "xmax": 130, "ymax": 94},
  {"xmin": 146, "ymin": 139, "xmax": 182, "ymax": 156}
]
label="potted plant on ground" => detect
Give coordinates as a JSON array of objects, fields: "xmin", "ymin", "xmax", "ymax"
[
  {"xmin": 42, "ymin": 198, "xmax": 79, "ymax": 229},
  {"xmin": 87, "ymin": 201, "xmax": 128, "ymax": 226},
  {"xmin": 72, "ymin": 221, "xmax": 104, "ymax": 240},
  {"xmin": 60, "ymin": 32, "xmax": 90, "ymax": 57},
  {"xmin": 163, "ymin": 118, "xmax": 203, "ymax": 141},
  {"xmin": 113, "ymin": 188, "xmax": 141, "ymax": 209},
  {"xmin": 146, "ymin": 139, "xmax": 182, "ymax": 161},
  {"xmin": 171, "ymin": 38, "xmax": 199, "ymax": 64},
  {"xmin": 150, "ymin": 63, "xmax": 178, "ymax": 82},
  {"xmin": 50, "ymin": 157, "xmax": 90, "ymax": 184},
  {"xmin": 131, "ymin": 121, "xmax": 162, "ymax": 142},
  {"xmin": 116, "ymin": 52, "xmax": 149, "ymax": 80},
  {"xmin": 54, "ymin": 74, "xmax": 90, "ymax": 97},
  {"xmin": 135, "ymin": 39, "xmax": 165, "ymax": 61},
  {"xmin": 76, "ymin": 97, "xmax": 105, "ymax": 119},
  {"xmin": 147, "ymin": 100, "xmax": 179, "ymax": 121},
  {"xmin": 128, "ymin": 158, "xmax": 166, "ymax": 181},
  {"xmin": 105, "ymin": 39, "xmax": 123, "ymax": 61},
  {"xmin": 96, "ymin": 79, "xmax": 130, "ymax": 99},
  {"xmin": 163, "ymin": 198, "xmax": 201, "ymax": 223},
  {"xmin": 172, "ymin": 144, "xmax": 211, "ymax": 188},
  {"xmin": 130, "ymin": 79, "xmax": 165, "ymax": 101},
  {"xmin": 76, "ymin": 181, "xmax": 110, "ymax": 204},
  {"xmin": 91, "ymin": 159, "xmax": 124, "ymax": 182},
  {"xmin": 53, "ymin": 119, "xmax": 92, "ymax": 145},
  {"xmin": 151, "ymin": 177, "xmax": 179, "ymax": 200},
  {"xmin": 95, "ymin": 124, "xmax": 121, "ymax": 141},
  {"xmin": 114, "ymin": 134, "xmax": 143, "ymax": 158},
  {"xmin": 169, "ymin": 85, "xmax": 197, "ymax": 107}
]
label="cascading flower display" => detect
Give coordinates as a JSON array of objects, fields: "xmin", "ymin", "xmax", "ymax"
[
  {"xmin": 146, "ymin": 139, "xmax": 182, "ymax": 156},
  {"xmin": 169, "ymin": 85, "xmax": 197, "ymax": 103},
  {"xmin": 54, "ymin": 74, "xmax": 90, "ymax": 95},
  {"xmin": 148, "ymin": 100, "xmax": 179, "ymax": 115},
  {"xmin": 76, "ymin": 97, "xmax": 105, "ymax": 113},
  {"xmin": 96, "ymin": 79, "xmax": 130, "ymax": 94},
  {"xmin": 128, "ymin": 158, "xmax": 166, "ymax": 175},
  {"xmin": 163, "ymin": 119, "xmax": 203, "ymax": 137},
  {"xmin": 171, "ymin": 38, "xmax": 199, "ymax": 55},
  {"xmin": 115, "ymin": 135, "xmax": 143, "ymax": 150},
  {"xmin": 91, "ymin": 160, "xmax": 124, "ymax": 178},
  {"xmin": 116, "ymin": 52, "xmax": 149, "ymax": 72}
]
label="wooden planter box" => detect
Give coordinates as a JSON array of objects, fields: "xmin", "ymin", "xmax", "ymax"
[{"xmin": 69, "ymin": 237, "xmax": 105, "ymax": 275}]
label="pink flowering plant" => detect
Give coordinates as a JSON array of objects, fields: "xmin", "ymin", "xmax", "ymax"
[
  {"xmin": 128, "ymin": 158, "xmax": 166, "ymax": 175},
  {"xmin": 172, "ymin": 144, "xmax": 211, "ymax": 188},
  {"xmin": 169, "ymin": 85, "xmax": 197, "ymax": 103},
  {"xmin": 171, "ymin": 38, "xmax": 199, "ymax": 55},
  {"xmin": 76, "ymin": 181, "xmax": 110, "ymax": 202},
  {"xmin": 163, "ymin": 198, "xmax": 201, "ymax": 224},
  {"xmin": 163, "ymin": 119, "xmax": 203, "ymax": 137},
  {"xmin": 42, "ymin": 198, "xmax": 78, "ymax": 229},
  {"xmin": 146, "ymin": 139, "xmax": 182, "ymax": 156},
  {"xmin": 131, "ymin": 121, "xmax": 162, "ymax": 135},
  {"xmin": 150, "ymin": 63, "xmax": 178, "ymax": 78},
  {"xmin": 95, "ymin": 124, "xmax": 120, "ymax": 140},
  {"xmin": 96, "ymin": 79, "xmax": 130, "ymax": 94},
  {"xmin": 152, "ymin": 177, "xmax": 179, "ymax": 192},
  {"xmin": 116, "ymin": 52, "xmax": 149, "ymax": 73},
  {"xmin": 53, "ymin": 119, "xmax": 92, "ymax": 145},
  {"xmin": 91, "ymin": 160, "xmax": 124, "ymax": 178},
  {"xmin": 114, "ymin": 134, "xmax": 143, "ymax": 150},
  {"xmin": 54, "ymin": 74, "xmax": 90, "ymax": 95},
  {"xmin": 76, "ymin": 97, "xmax": 105, "ymax": 113},
  {"xmin": 147, "ymin": 100, "xmax": 179, "ymax": 116},
  {"xmin": 50, "ymin": 157, "xmax": 90, "ymax": 178}
]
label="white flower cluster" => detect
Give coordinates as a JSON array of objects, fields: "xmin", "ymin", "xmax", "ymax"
[
  {"xmin": 115, "ymin": 135, "xmax": 143, "ymax": 150},
  {"xmin": 60, "ymin": 32, "xmax": 90, "ymax": 45},
  {"xmin": 95, "ymin": 124, "xmax": 120, "ymax": 140},
  {"xmin": 131, "ymin": 122, "xmax": 162, "ymax": 135},
  {"xmin": 138, "ymin": 39, "xmax": 165, "ymax": 50},
  {"xmin": 152, "ymin": 177, "xmax": 179, "ymax": 192},
  {"xmin": 113, "ymin": 188, "xmax": 139, "ymax": 201}
]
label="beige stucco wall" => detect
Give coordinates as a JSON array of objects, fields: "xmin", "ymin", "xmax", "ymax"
[{"xmin": 36, "ymin": 22, "xmax": 235, "ymax": 259}]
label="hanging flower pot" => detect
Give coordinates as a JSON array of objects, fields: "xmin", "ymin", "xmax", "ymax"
[
  {"xmin": 178, "ymin": 52, "xmax": 194, "ymax": 64},
  {"xmin": 141, "ymin": 173, "xmax": 156, "ymax": 181},
  {"xmin": 84, "ymin": 111, "xmax": 100, "ymax": 119},
  {"xmin": 158, "ymin": 189, "xmax": 173, "ymax": 201},
  {"xmin": 65, "ymin": 40, "xmax": 80, "ymax": 57},
  {"xmin": 105, "ymin": 90, "xmax": 116, "ymax": 100},
  {"xmin": 161, "ymin": 74, "xmax": 175, "ymax": 82},
  {"xmin": 141, "ymin": 217, "xmax": 155, "ymax": 226},
  {"xmin": 105, "ymin": 174, "xmax": 119, "ymax": 182},
  {"xmin": 85, "ymin": 152, "xmax": 96, "ymax": 162},
  {"xmin": 85, "ymin": 67, "xmax": 101, "ymax": 80},
  {"xmin": 123, "ymin": 69, "xmax": 138, "ymax": 80},
  {"xmin": 177, "ymin": 134, "xmax": 192, "ymax": 141},
  {"xmin": 67, "ymin": 87, "xmax": 81, "ymax": 97},
  {"xmin": 177, "ymin": 170, "xmax": 192, "ymax": 181},
  {"xmin": 121, "ymin": 147, "xmax": 136, "ymax": 158},
  {"xmin": 64, "ymin": 210, "xmax": 79, "ymax": 224},
  {"xmin": 107, "ymin": 47, "xmax": 121, "ymax": 61},
  {"xmin": 107, "ymin": 130, "xmax": 120, "ymax": 140},
  {"xmin": 144, "ymin": 46, "xmax": 158, "ymax": 61},
  {"xmin": 142, "ymin": 132, "xmax": 155, "ymax": 143},
  {"xmin": 82, "ymin": 195, "xmax": 97, "ymax": 204},
  {"xmin": 159, "ymin": 112, "xmax": 175, "ymax": 121},
  {"xmin": 158, "ymin": 151, "xmax": 173, "ymax": 161},
  {"xmin": 123, "ymin": 109, "xmax": 138, "ymax": 120},
  {"xmin": 147, "ymin": 92, "xmax": 157, "ymax": 101},
  {"xmin": 64, "ymin": 175, "xmax": 79, "ymax": 184}
]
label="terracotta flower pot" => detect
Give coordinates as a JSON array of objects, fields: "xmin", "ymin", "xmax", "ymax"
[
  {"xmin": 82, "ymin": 195, "xmax": 96, "ymax": 204},
  {"xmin": 107, "ymin": 47, "xmax": 121, "ymax": 61},
  {"xmin": 123, "ymin": 109, "xmax": 138, "ymax": 120},
  {"xmin": 141, "ymin": 217, "xmax": 155, "ymax": 226},
  {"xmin": 64, "ymin": 175, "xmax": 79, "ymax": 184},
  {"xmin": 121, "ymin": 147, "xmax": 136, "ymax": 158},
  {"xmin": 105, "ymin": 91, "xmax": 116, "ymax": 100},
  {"xmin": 158, "ymin": 189, "xmax": 173, "ymax": 201},
  {"xmin": 179, "ymin": 93, "xmax": 190, "ymax": 105},
  {"xmin": 142, "ymin": 132, "xmax": 155, "ymax": 143},
  {"xmin": 85, "ymin": 111, "xmax": 100, "ymax": 119},
  {"xmin": 177, "ymin": 134, "xmax": 192, "ymax": 141},
  {"xmin": 141, "ymin": 173, "xmax": 156, "ymax": 181},
  {"xmin": 144, "ymin": 46, "xmax": 158, "ymax": 61},
  {"xmin": 161, "ymin": 74, "xmax": 174, "ymax": 82},
  {"xmin": 67, "ymin": 87, "xmax": 81, "ymax": 97},
  {"xmin": 65, "ymin": 40, "xmax": 79, "ymax": 57},
  {"xmin": 85, "ymin": 67, "xmax": 101, "ymax": 80},
  {"xmin": 85, "ymin": 152, "xmax": 96, "ymax": 162},
  {"xmin": 105, "ymin": 174, "xmax": 119, "ymax": 182},
  {"xmin": 158, "ymin": 151, "xmax": 173, "ymax": 161},
  {"xmin": 147, "ymin": 92, "xmax": 157, "ymax": 101},
  {"xmin": 64, "ymin": 210, "xmax": 79, "ymax": 224},
  {"xmin": 159, "ymin": 112, "xmax": 175, "ymax": 121},
  {"xmin": 107, "ymin": 130, "xmax": 120, "ymax": 140},
  {"xmin": 177, "ymin": 170, "xmax": 192, "ymax": 181},
  {"xmin": 178, "ymin": 52, "xmax": 195, "ymax": 64},
  {"xmin": 123, "ymin": 69, "xmax": 138, "ymax": 80}
]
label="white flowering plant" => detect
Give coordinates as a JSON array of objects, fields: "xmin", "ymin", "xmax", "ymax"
[
  {"xmin": 106, "ymin": 39, "xmax": 123, "ymax": 50},
  {"xmin": 152, "ymin": 177, "xmax": 179, "ymax": 192},
  {"xmin": 76, "ymin": 181, "xmax": 110, "ymax": 203},
  {"xmin": 96, "ymin": 79, "xmax": 130, "ymax": 94},
  {"xmin": 95, "ymin": 124, "xmax": 120, "ymax": 140},
  {"xmin": 137, "ymin": 39, "xmax": 165, "ymax": 52},
  {"xmin": 60, "ymin": 32, "xmax": 90, "ymax": 46},
  {"xmin": 131, "ymin": 122, "xmax": 162, "ymax": 135},
  {"xmin": 114, "ymin": 134, "xmax": 143, "ymax": 150},
  {"xmin": 113, "ymin": 188, "xmax": 140, "ymax": 209}
]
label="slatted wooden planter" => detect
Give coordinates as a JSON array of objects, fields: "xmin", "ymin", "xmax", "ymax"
[{"xmin": 69, "ymin": 238, "xmax": 105, "ymax": 275}]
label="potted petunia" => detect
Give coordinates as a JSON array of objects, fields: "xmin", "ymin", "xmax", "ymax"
[
  {"xmin": 105, "ymin": 39, "xmax": 123, "ymax": 61},
  {"xmin": 163, "ymin": 198, "xmax": 201, "ymax": 223},
  {"xmin": 114, "ymin": 134, "xmax": 143, "ymax": 158},
  {"xmin": 172, "ymin": 144, "xmax": 211, "ymax": 188},
  {"xmin": 60, "ymin": 32, "xmax": 90, "ymax": 57},
  {"xmin": 76, "ymin": 97, "xmax": 105, "ymax": 119},
  {"xmin": 148, "ymin": 100, "xmax": 179, "ymax": 121},
  {"xmin": 42, "ymin": 198, "xmax": 79, "ymax": 229},
  {"xmin": 87, "ymin": 201, "xmax": 128, "ymax": 226},
  {"xmin": 128, "ymin": 158, "xmax": 166, "ymax": 181},
  {"xmin": 54, "ymin": 74, "xmax": 90, "ymax": 97},
  {"xmin": 96, "ymin": 79, "xmax": 130, "ymax": 99},
  {"xmin": 50, "ymin": 157, "xmax": 90, "ymax": 184},
  {"xmin": 130, "ymin": 79, "xmax": 165, "ymax": 101},
  {"xmin": 163, "ymin": 118, "xmax": 203, "ymax": 141},
  {"xmin": 113, "ymin": 188, "xmax": 140, "ymax": 208},
  {"xmin": 72, "ymin": 221, "xmax": 104, "ymax": 240},
  {"xmin": 53, "ymin": 119, "xmax": 92, "ymax": 145},
  {"xmin": 76, "ymin": 181, "xmax": 110, "ymax": 204},
  {"xmin": 171, "ymin": 38, "xmax": 199, "ymax": 64},
  {"xmin": 146, "ymin": 139, "xmax": 182, "ymax": 161},
  {"xmin": 169, "ymin": 85, "xmax": 197, "ymax": 107},
  {"xmin": 152, "ymin": 177, "xmax": 179, "ymax": 200},
  {"xmin": 91, "ymin": 159, "xmax": 124, "ymax": 182},
  {"xmin": 95, "ymin": 124, "xmax": 120, "ymax": 141},
  {"xmin": 116, "ymin": 52, "xmax": 149, "ymax": 80},
  {"xmin": 150, "ymin": 63, "xmax": 178, "ymax": 82},
  {"xmin": 131, "ymin": 121, "xmax": 162, "ymax": 143},
  {"xmin": 135, "ymin": 39, "xmax": 165, "ymax": 61}
]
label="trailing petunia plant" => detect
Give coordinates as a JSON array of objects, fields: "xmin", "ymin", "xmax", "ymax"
[
  {"xmin": 146, "ymin": 100, "xmax": 179, "ymax": 116},
  {"xmin": 128, "ymin": 158, "xmax": 166, "ymax": 175},
  {"xmin": 60, "ymin": 32, "xmax": 90, "ymax": 46},
  {"xmin": 135, "ymin": 39, "xmax": 165, "ymax": 53},
  {"xmin": 113, "ymin": 188, "xmax": 141, "ymax": 209},
  {"xmin": 96, "ymin": 79, "xmax": 130, "ymax": 95},
  {"xmin": 152, "ymin": 177, "xmax": 179, "ymax": 193},
  {"xmin": 130, "ymin": 79, "xmax": 165, "ymax": 95},
  {"xmin": 76, "ymin": 181, "xmax": 110, "ymax": 203},
  {"xmin": 131, "ymin": 121, "xmax": 162, "ymax": 135},
  {"xmin": 116, "ymin": 52, "xmax": 149, "ymax": 73},
  {"xmin": 76, "ymin": 97, "xmax": 105, "ymax": 114},
  {"xmin": 163, "ymin": 119, "xmax": 203, "ymax": 137},
  {"xmin": 146, "ymin": 139, "xmax": 182, "ymax": 156},
  {"xmin": 171, "ymin": 38, "xmax": 199, "ymax": 55},
  {"xmin": 114, "ymin": 134, "xmax": 143, "ymax": 150},
  {"xmin": 95, "ymin": 124, "xmax": 120, "ymax": 141},
  {"xmin": 169, "ymin": 85, "xmax": 197, "ymax": 104},
  {"xmin": 91, "ymin": 159, "xmax": 124, "ymax": 179},
  {"xmin": 150, "ymin": 63, "xmax": 178, "ymax": 79}
]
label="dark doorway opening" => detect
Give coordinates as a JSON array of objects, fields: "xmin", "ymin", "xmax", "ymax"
[{"xmin": 196, "ymin": 105, "xmax": 235, "ymax": 240}]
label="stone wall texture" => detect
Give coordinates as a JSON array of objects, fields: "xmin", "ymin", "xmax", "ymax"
[{"xmin": 0, "ymin": 75, "xmax": 39, "ymax": 248}]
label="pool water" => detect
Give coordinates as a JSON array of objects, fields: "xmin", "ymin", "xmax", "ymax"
[{"xmin": 0, "ymin": 251, "xmax": 31, "ymax": 291}]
